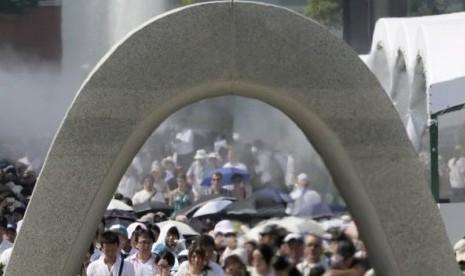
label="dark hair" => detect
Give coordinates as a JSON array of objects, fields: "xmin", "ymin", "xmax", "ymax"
[
  {"xmin": 155, "ymin": 250, "xmax": 176, "ymax": 267},
  {"xmin": 255, "ymin": 244, "xmax": 274, "ymax": 266},
  {"xmin": 194, "ymin": 234, "xmax": 215, "ymax": 248},
  {"xmin": 167, "ymin": 226, "xmax": 180, "ymax": 239},
  {"xmin": 134, "ymin": 229, "xmax": 155, "ymax": 243},
  {"xmin": 13, "ymin": 207, "xmax": 26, "ymax": 216},
  {"xmin": 121, "ymin": 197, "xmax": 133, "ymax": 207},
  {"xmin": 309, "ymin": 264, "xmax": 326, "ymax": 276},
  {"xmin": 142, "ymin": 175, "xmax": 155, "ymax": 184},
  {"xmin": 188, "ymin": 242, "xmax": 206, "ymax": 259},
  {"xmin": 177, "ymin": 173, "xmax": 187, "ymax": 181},
  {"xmin": 212, "ymin": 172, "xmax": 223, "ymax": 180},
  {"xmin": 271, "ymin": 255, "xmax": 289, "ymax": 271},
  {"xmin": 336, "ymin": 239, "xmax": 356, "ymax": 260},
  {"xmin": 113, "ymin": 193, "xmax": 124, "ymax": 200},
  {"xmin": 0, "ymin": 216, "xmax": 7, "ymax": 229},
  {"xmin": 147, "ymin": 223, "xmax": 161, "ymax": 236},
  {"xmin": 100, "ymin": 230, "xmax": 120, "ymax": 246},
  {"xmin": 223, "ymin": 254, "xmax": 247, "ymax": 275}
]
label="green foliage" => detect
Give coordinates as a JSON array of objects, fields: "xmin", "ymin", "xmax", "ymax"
[
  {"xmin": 304, "ymin": 0, "xmax": 342, "ymax": 30},
  {"xmin": 181, "ymin": 0, "xmax": 195, "ymax": 6},
  {"xmin": 0, "ymin": 0, "xmax": 38, "ymax": 13},
  {"xmin": 409, "ymin": 0, "xmax": 447, "ymax": 15}
]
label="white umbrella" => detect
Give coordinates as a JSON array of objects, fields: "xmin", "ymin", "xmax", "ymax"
[
  {"xmin": 107, "ymin": 199, "xmax": 133, "ymax": 211},
  {"xmin": 245, "ymin": 216, "xmax": 324, "ymax": 242},
  {"xmin": 157, "ymin": 220, "xmax": 199, "ymax": 236},
  {"xmin": 193, "ymin": 200, "xmax": 233, "ymax": 218}
]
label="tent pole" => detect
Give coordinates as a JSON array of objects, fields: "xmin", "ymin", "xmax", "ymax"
[{"xmin": 429, "ymin": 114, "xmax": 439, "ymax": 202}]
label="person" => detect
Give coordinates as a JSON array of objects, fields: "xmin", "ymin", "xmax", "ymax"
[
  {"xmin": 448, "ymin": 145, "xmax": 465, "ymax": 202},
  {"xmin": 206, "ymin": 152, "xmax": 222, "ymax": 172},
  {"xmin": 109, "ymin": 224, "xmax": 136, "ymax": 258},
  {"xmin": 208, "ymin": 172, "xmax": 232, "ymax": 197},
  {"xmin": 244, "ymin": 241, "xmax": 257, "ymax": 268},
  {"xmin": 271, "ymin": 255, "xmax": 301, "ymax": 276},
  {"xmin": 155, "ymin": 250, "xmax": 176, "ymax": 276},
  {"xmin": 249, "ymin": 244, "xmax": 275, "ymax": 276},
  {"xmin": 185, "ymin": 242, "xmax": 215, "ymax": 276},
  {"xmin": 86, "ymin": 231, "xmax": 135, "ymax": 276},
  {"xmin": 223, "ymin": 149, "xmax": 247, "ymax": 171},
  {"xmin": 187, "ymin": 149, "xmax": 208, "ymax": 199},
  {"xmin": 125, "ymin": 229, "xmax": 158, "ymax": 275},
  {"xmin": 169, "ymin": 174, "xmax": 193, "ymax": 219},
  {"xmin": 259, "ymin": 224, "xmax": 287, "ymax": 252},
  {"xmin": 175, "ymin": 234, "xmax": 224, "ymax": 275},
  {"xmin": 162, "ymin": 156, "xmax": 178, "ymax": 191},
  {"xmin": 221, "ymin": 229, "xmax": 248, "ymax": 266},
  {"xmin": 132, "ymin": 175, "xmax": 165, "ymax": 205},
  {"xmin": 0, "ymin": 216, "xmax": 12, "ymax": 255},
  {"xmin": 4, "ymin": 223, "xmax": 16, "ymax": 243},
  {"xmin": 223, "ymin": 254, "xmax": 249, "ymax": 276},
  {"xmin": 280, "ymin": 233, "xmax": 304, "ymax": 268},
  {"xmin": 174, "ymin": 123, "xmax": 195, "ymax": 172},
  {"xmin": 296, "ymin": 233, "xmax": 327, "ymax": 276},
  {"xmin": 152, "ymin": 225, "xmax": 186, "ymax": 258},
  {"xmin": 286, "ymin": 173, "xmax": 322, "ymax": 217},
  {"xmin": 231, "ymin": 174, "xmax": 247, "ymax": 200},
  {"xmin": 150, "ymin": 161, "xmax": 170, "ymax": 202}
]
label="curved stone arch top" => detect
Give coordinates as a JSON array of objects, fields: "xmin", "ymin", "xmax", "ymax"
[{"xmin": 7, "ymin": 2, "xmax": 458, "ymax": 275}]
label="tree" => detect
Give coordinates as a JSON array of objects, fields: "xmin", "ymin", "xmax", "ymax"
[{"xmin": 304, "ymin": 0, "xmax": 343, "ymax": 30}]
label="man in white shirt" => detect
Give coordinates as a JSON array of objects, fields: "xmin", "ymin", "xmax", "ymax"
[
  {"xmin": 296, "ymin": 233, "xmax": 327, "ymax": 275},
  {"xmin": 132, "ymin": 175, "xmax": 165, "ymax": 205},
  {"xmin": 0, "ymin": 216, "xmax": 12, "ymax": 256},
  {"xmin": 126, "ymin": 229, "xmax": 158, "ymax": 276},
  {"xmin": 174, "ymin": 125, "xmax": 195, "ymax": 171},
  {"xmin": 187, "ymin": 149, "xmax": 208, "ymax": 199},
  {"xmin": 87, "ymin": 231, "xmax": 135, "ymax": 276},
  {"xmin": 286, "ymin": 173, "xmax": 322, "ymax": 217}
]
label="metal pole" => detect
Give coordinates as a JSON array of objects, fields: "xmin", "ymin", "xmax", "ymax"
[{"xmin": 429, "ymin": 115, "xmax": 439, "ymax": 202}]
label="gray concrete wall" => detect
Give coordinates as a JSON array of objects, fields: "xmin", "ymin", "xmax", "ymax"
[{"xmin": 7, "ymin": 2, "xmax": 459, "ymax": 275}]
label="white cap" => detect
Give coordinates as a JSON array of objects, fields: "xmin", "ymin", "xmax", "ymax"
[
  {"xmin": 194, "ymin": 149, "xmax": 207, "ymax": 160},
  {"xmin": 284, "ymin": 233, "xmax": 302, "ymax": 243},
  {"xmin": 214, "ymin": 220, "xmax": 235, "ymax": 234},
  {"xmin": 127, "ymin": 222, "xmax": 147, "ymax": 239},
  {"xmin": 297, "ymin": 173, "xmax": 308, "ymax": 182}
]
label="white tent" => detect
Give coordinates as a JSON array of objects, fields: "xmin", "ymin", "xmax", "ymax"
[{"xmin": 362, "ymin": 12, "xmax": 465, "ymax": 152}]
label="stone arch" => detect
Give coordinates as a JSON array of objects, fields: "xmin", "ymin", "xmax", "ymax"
[{"xmin": 7, "ymin": 2, "xmax": 457, "ymax": 275}]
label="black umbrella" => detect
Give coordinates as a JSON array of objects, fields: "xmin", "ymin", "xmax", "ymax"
[
  {"xmin": 132, "ymin": 199, "xmax": 173, "ymax": 217},
  {"xmin": 178, "ymin": 194, "xmax": 237, "ymax": 218},
  {"xmin": 104, "ymin": 209, "xmax": 137, "ymax": 221}
]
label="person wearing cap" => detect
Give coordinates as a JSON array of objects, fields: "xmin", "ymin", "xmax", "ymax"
[
  {"xmin": 0, "ymin": 216, "xmax": 12, "ymax": 255},
  {"xmin": 125, "ymin": 229, "xmax": 158, "ymax": 276},
  {"xmin": 223, "ymin": 148, "xmax": 247, "ymax": 171},
  {"xmin": 286, "ymin": 173, "xmax": 322, "ymax": 217},
  {"xmin": 177, "ymin": 249, "xmax": 189, "ymax": 265},
  {"xmin": 127, "ymin": 222, "xmax": 148, "ymax": 250},
  {"xmin": 221, "ymin": 229, "xmax": 248, "ymax": 266},
  {"xmin": 187, "ymin": 149, "xmax": 208, "ymax": 200},
  {"xmin": 280, "ymin": 233, "xmax": 303, "ymax": 267},
  {"xmin": 161, "ymin": 156, "xmax": 178, "ymax": 191},
  {"xmin": 132, "ymin": 175, "xmax": 165, "ymax": 205},
  {"xmin": 259, "ymin": 224, "xmax": 287, "ymax": 251},
  {"xmin": 87, "ymin": 230, "xmax": 135, "ymax": 276},
  {"xmin": 206, "ymin": 152, "xmax": 222, "ymax": 172},
  {"xmin": 110, "ymin": 224, "xmax": 136, "ymax": 259},
  {"xmin": 4, "ymin": 223, "xmax": 16, "ymax": 243},
  {"xmin": 296, "ymin": 233, "xmax": 326, "ymax": 276}
]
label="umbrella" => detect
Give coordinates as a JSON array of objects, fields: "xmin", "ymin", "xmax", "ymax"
[
  {"xmin": 245, "ymin": 216, "xmax": 325, "ymax": 242},
  {"xmin": 193, "ymin": 199, "xmax": 233, "ymax": 218},
  {"xmin": 201, "ymin": 167, "xmax": 250, "ymax": 186},
  {"xmin": 250, "ymin": 187, "xmax": 293, "ymax": 207},
  {"xmin": 132, "ymin": 199, "xmax": 173, "ymax": 216},
  {"xmin": 105, "ymin": 199, "xmax": 137, "ymax": 221},
  {"xmin": 157, "ymin": 220, "xmax": 199, "ymax": 236},
  {"xmin": 107, "ymin": 199, "xmax": 133, "ymax": 211},
  {"xmin": 178, "ymin": 194, "xmax": 237, "ymax": 218}
]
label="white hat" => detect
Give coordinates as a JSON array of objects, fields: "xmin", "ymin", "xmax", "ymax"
[
  {"xmin": 454, "ymin": 239, "xmax": 465, "ymax": 262},
  {"xmin": 151, "ymin": 161, "xmax": 162, "ymax": 172},
  {"xmin": 297, "ymin": 173, "xmax": 308, "ymax": 182},
  {"xmin": 214, "ymin": 220, "xmax": 235, "ymax": 234},
  {"xmin": 284, "ymin": 233, "xmax": 302, "ymax": 243},
  {"xmin": 161, "ymin": 156, "xmax": 175, "ymax": 168},
  {"xmin": 127, "ymin": 222, "xmax": 147, "ymax": 239},
  {"xmin": 208, "ymin": 152, "xmax": 220, "ymax": 160},
  {"xmin": 194, "ymin": 149, "xmax": 207, "ymax": 160},
  {"xmin": 178, "ymin": 249, "xmax": 189, "ymax": 258}
]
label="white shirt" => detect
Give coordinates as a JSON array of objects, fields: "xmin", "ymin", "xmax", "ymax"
[
  {"xmin": 286, "ymin": 187, "xmax": 322, "ymax": 217},
  {"xmin": 176, "ymin": 129, "xmax": 194, "ymax": 155},
  {"xmin": 87, "ymin": 256, "xmax": 135, "ymax": 276},
  {"xmin": 126, "ymin": 253, "xmax": 158, "ymax": 276},
  {"xmin": 132, "ymin": 189, "xmax": 165, "ymax": 205},
  {"xmin": 223, "ymin": 162, "xmax": 247, "ymax": 171},
  {"xmin": 0, "ymin": 247, "xmax": 12, "ymax": 270},
  {"xmin": 187, "ymin": 160, "xmax": 207, "ymax": 197},
  {"xmin": 0, "ymin": 239, "xmax": 13, "ymax": 256},
  {"xmin": 449, "ymin": 157, "xmax": 465, "ymax": 188},
  {"xmin": 175, "ymin": 260, "xmax": 223, "ymax": 276}
]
